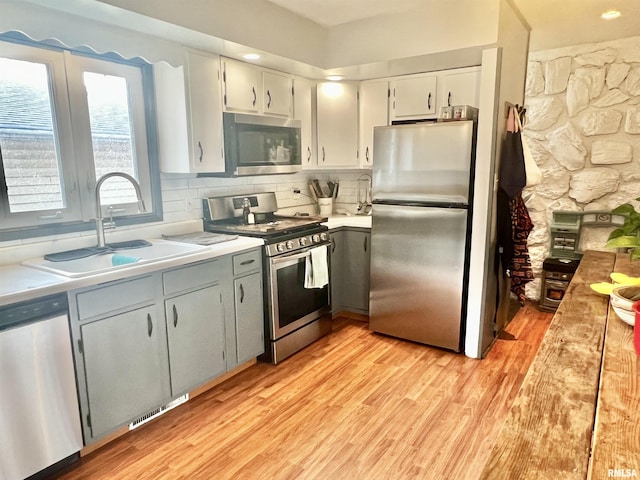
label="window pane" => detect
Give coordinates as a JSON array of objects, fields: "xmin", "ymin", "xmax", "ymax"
[
  {"xmin": 84, "ymin": 71, "xmax": 138, "ymax": 206},
  {"xmin": 0, "ymin": 57, "xmax": 65, "ymax": 213}
]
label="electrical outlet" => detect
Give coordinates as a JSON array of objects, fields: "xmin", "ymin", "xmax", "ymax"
[{"xmin": 292, "ymin": 187, "xmax": 301, "ymax": 199}]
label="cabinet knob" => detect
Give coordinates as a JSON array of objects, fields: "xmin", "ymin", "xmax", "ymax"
[
  {"xmin": 322, "ymin": 146, "xmax": 326, "ymax": 162},
  {"xmin": 307, "ymin": 146, "xmax": 311, "ymax": 162},
  {"xmin": 240, "ymin": 283, "xmax": 245, "ymax": 303},
  {"xmin": 364, "ymin": 236, "xmax": 368, "ymax": 252},
  {"xmin": 447, "ymin": 91, "xmax": 451, "ymax": 107},
  {"xmin": 147, "ymin": 313, "xmax": 153, "ymax": 337},
  {"xmin": 172, "ymin": 304, "xmax": 178, "ymax": 327},
  {"xmin": 266, "ymin": 90, "xmax": 272, "ymax": 109},
  {"xmin": 252, "ymin": 86, "xmax": 257, "ymax": 107},
  {"xmin": 365, "ymin": 146, "xmax": 370, "ymax": 162},
  {"xmin": 198, "ymin": 141, "xmax": 203, "ymax": 163},
  {"xmin": 428, "ymin": 92, "xmax": 432, "ymax": 111}
]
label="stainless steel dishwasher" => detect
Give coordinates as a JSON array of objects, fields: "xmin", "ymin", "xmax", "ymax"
[{"xmin": 0, "ymin": 294, "xmax": 83, "ymax": 480}]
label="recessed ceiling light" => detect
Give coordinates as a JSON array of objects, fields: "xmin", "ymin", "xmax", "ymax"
[
  {"xmin": 242, "ymin": 53, "xmax": 261, "ymax": 60},
  {"xmin": 601, "ymin": 10, "xmax": 621, "ymax": 20},
  {"xmin": 326, "ymin": 75, "xmax": 343, "ymax": 81}
]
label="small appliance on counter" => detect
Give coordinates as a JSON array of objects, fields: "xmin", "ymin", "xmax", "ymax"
[{"xmin": 202, "ymin": 192, "xmax": 331, "ymax": 363}]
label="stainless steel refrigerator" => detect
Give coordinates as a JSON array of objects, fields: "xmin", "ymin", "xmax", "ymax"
[{"xmin": 369, "ymin": 120, "xmax": 476, "ymax": 352}]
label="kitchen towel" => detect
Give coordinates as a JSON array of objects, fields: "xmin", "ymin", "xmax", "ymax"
[{"xmin": 304, "ymin": 245, "xmax": 329, "ymax": 289}]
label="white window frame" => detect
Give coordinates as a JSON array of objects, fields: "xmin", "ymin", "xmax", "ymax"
[
  {"xmin": 0, "ymin": 41, "xmax": 82, "ymax": 228},
  {"xmin": 65, "ymin": 52, "xmax": 153, "ymax": 221},
  {"xmin": 0, "ymin": 38, "xmax": 159, "ymax": 236}
]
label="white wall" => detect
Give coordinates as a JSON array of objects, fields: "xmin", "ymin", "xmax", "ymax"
[{"xmin": 326, "ymin": 0, "xmax": 500, "ymax": 68}]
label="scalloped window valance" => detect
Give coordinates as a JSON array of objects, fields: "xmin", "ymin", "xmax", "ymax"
[{"xmin": 1, "ymin": 1, "xmax": 185, "ymax": 66}]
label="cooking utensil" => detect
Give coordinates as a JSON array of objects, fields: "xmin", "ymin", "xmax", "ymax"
[
  {"xmin": 320, "ymin": 180, "xmax": 330, "ymax": 198},
  {"xmin": 312, "ymin": 179, "xmax": 327, "ymax": 198}
]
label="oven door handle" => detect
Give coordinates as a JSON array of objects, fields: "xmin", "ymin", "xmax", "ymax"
[{"xmin": 271, "ymin": 243, "xmax": 329, "ymax": 265}]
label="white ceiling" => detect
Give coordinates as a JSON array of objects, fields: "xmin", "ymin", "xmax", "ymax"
[{"xmin": 266, "ymin": 0, "xmax": 640, "ymax": 51}]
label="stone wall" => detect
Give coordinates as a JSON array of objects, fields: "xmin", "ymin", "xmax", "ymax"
[{"xmin": 524, "ymin": 36, "xmax": 640, "ymax": 300}]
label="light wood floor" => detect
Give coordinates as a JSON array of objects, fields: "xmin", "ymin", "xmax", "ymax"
[{"xmin": 57, "ymin": 303, "xmax": 552, "ymax": 480}]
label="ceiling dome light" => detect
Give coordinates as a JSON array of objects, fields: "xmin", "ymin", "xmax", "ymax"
[
  {"xmin": 601, "ymin": 10, "xmax": 621, "ymax": 20},
  {"xmin": 326, "ymin": 75, "xmax": 343, "ymax": 81},
  {"xmin": 242, "ymin": 53, "xmax": 261, "ymax": 60}
]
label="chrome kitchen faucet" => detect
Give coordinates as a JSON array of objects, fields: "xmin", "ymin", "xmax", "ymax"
[{"xmin": 94, "ymin": 172, "xmax": 146, "ymax": 247}]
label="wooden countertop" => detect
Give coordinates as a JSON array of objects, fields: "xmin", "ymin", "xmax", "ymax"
[
  {"xmin": 481, "ymin": 250, "xmax": 640, "ymax": 479},
  {"xmin": 589, "ymin": 254, "xmax": 640, "ymax": 479}
]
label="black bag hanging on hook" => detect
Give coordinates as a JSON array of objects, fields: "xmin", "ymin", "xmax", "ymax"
[{"xmin": 498, "ymin": 106, "xmax": 526, "ymax": 199}]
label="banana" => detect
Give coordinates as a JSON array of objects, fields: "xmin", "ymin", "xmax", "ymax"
[
  {"xmin": 610, "ymin": 273, "xmax": 640, "ymax": 285},
  {"xmin": 590, "ymin": 282, "xmax": 617, "ymax": 295}
]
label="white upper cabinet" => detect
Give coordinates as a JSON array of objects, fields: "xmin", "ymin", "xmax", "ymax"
[
  {"xmin": 263, "ymin": 71, "xmax": 292, "ymax": 117},
  {"xmin": 358, "ymin": 80, "xmax": 388, "ymax": 168},
  {"xmin": 222, "ymin": 58, "xmax": 293, "ymax": 117},
  {"xmin": 439, "ymin": 67, "xmax": 481, "ymax": 109},
  {"xmin": 389, "ymin": 66, "xmax": 481, "ymax": 122},
  {"xmin": 222, "ymin": 58, "xmax": 261, "ymax": 114},
  {"xmin": 292, "ymin": 76, "xmax": 316, "ymax": 168},
  {"xmin": 154, "ymin": 49, "xmax": 224, "ymax": 174},
  {"xmin": 316, "ymin": 82, "xmax": 359, "ymax": 168},
  {"xmin": 390, "ymin": 74, "xmax": 437, "ymax": 120}
]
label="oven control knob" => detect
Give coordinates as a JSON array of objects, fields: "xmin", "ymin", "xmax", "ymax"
[
  {"xmin": 312, "ymin": 234, "xmax": 320, "ymax": 243},
  {"xmin": 286, "ymin": 240, "xmax": 294, "ymax": 250},
  {"xmin": 320, "ymin": 232, "xmax": 328, "ymax": 241},
  {"xmin": 300, "ymin": 237, "xmax": 308, "ymax": 246},
  {"xmin": 276, "ymin": 242, "xmax": 286, "ymax": 252}
]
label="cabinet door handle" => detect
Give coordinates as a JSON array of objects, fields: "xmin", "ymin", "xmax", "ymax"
[
  {"xmin": 198, "ymin": 141, "xmax": 203, "ymax": 163},
  {"xmin": 428, "ymin": 92, "xmax": 432, "ymax": 111},
  {"xmin": 364, "ymin": 236, "xmax": 368, "ymax": 252},
  {"xmin": 322, "ymin": 146, "xmax": 326, "ymax": 162},
  {"xmin": 447, "ymin": 91, "xmax": 451, "ymax": 107},
  {"xmin": 252, "ymin": 86, "xmax": 257, "ymax": 107},
  {"xmin": 331, "ymin": 237, "xmax": 336, "ymax": 253},
  {"xmin": 365, "ymin": 146, "xmax": 370, "ymax": 162},
  {"xmin": 147, "ymin": 313, "xmax": 153, "ymax": 337},
  {"xmin": 240, "ymin": 259, "xmax": 255, "ymax": 266},
  {"xmin": 266, "ymin": 90, "xmax": 272, "ymax": 109},
  {"xmin": 307, "ymin": 146, "xmax": 311, "ymax": 162},
  {"xmin": 172, "ymin": 304, "xmax": 178, "ymax": 327},
  {"xmin": 240, "ymin": 283, "xmax": 245, "ymax": 303}
]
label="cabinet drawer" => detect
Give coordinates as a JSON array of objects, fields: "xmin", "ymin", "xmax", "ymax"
[
  {"xmin": 163, "ymin": 259, "xmax": 223, "ymax": 295},
  {"xmin": 232, "ymin": 249, "xmax": 262, "ymax": 276},
  {"xmin": 76, "ymin": 275, "xmax": 155, "ymax": 319}
]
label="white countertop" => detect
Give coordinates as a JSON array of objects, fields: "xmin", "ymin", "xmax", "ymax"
[
  {"xmin": 323, "ymin": 215, "xmax": 372, "ymax": 229},
  {"xmin": 0, "ymin": 237, "xmax": 264, "ymax": 308}
]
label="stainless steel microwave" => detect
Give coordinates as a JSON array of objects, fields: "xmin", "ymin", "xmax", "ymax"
[{"xmin": 220, "ymin": 112, "xmax": 302, "ymax": 176}]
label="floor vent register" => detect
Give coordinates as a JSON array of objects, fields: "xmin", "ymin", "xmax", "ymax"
[{"xmin": 129, "ymin": 394, "xmax": 189, "ymax": 430}]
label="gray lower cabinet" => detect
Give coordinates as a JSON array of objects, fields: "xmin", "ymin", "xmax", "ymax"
[
  {"xmin": 330, "ymin": 227, "xmax": 371, "ymax": 314},
  {"xmin": 234, "ymin": 272, "xmax": 264, "ymax": 364},
  {"xmin": 165, "ymin": 284, "xmax": 225, "ymax": 396},
  {"xmin": 69, "ymin": 248, "xmax": 265, "ymax": 444},
  {"xmin": 80, "ymin": 304, "xmax": 170, "ymax": 440}
]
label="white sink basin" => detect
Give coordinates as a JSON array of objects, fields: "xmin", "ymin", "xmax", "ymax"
[{"xmin": 23, "ymin": 240, "xmax": 208, "ymax": 278}]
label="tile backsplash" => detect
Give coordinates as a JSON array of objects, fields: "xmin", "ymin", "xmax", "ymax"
[{"xmin": 0, "ymin": 169, "xmax": 370, "ymax": 266}]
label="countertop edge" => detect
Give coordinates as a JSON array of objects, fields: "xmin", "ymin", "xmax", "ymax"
[{"xmin": 0, "ymin": 237, "xmax": 264, "ymax": 307}]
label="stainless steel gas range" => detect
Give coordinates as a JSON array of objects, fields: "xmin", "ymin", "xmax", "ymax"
[{"xmin": 203, "ymin": 192, "xmax": 332, "ymax": 364}]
